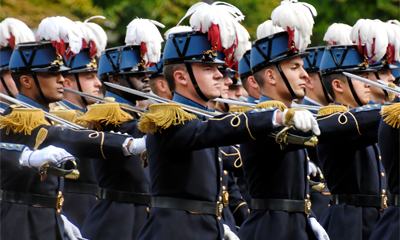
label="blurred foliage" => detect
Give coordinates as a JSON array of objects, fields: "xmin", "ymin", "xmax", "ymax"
[{"xmin": 1, "ymin": 0, "xmax": 399, "ymax": 47}]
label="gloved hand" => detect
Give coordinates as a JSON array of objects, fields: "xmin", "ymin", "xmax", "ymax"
[
  {"xmin": 20, "ymin": 145, "xmax": 73, "ymax": 168},
  {"xmin": 282, "ymin": 109, "xmax": 320, "ymax": 136},
  {"xmin": 308, "ymin": 161, "xmax": 318, "ymax": 177},
  {"xmin": 223, "ymin": 224, "xmax": 240, "ymax": 240},
  {"xmin": 61, "ymin": 214, "xmax": 82, "ymax": 240},
  {"xmin": 128, "ymin": 136, "xmax": 147, "ymax": 155},
  {"xmin": 309, "ymin": 217, "xmax": 330, "ymax": 240}
]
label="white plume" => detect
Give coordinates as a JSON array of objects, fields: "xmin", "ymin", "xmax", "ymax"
[
  {"xmin": 386, "ymin": 21, "xmax": 400, "ymax": 63},
  {"xmin": 257, "ymin": 20, "xmax": 284, "ymax": 39},
  {"xmin": 125, "ymin": 18, "xmax": 165, "ymax": 66},
  {"xmin": 350, "ymin": 19, "xmax": 375, "ymax": 46},
  {"xmin": 164, "ymin": 25, "xmax": 193, "ymax": 40},
  {"xmin": 74, "ymin": 16, "xmax": 107, "ymax": 57},
  {"xmin": 366, "ymin": 20, "xmax": 388, "ymax": 62},
  {"xmin": 37, "ymin": 16, "xmax": 84, "ymax": 55},
  {"xmin": 270, "ymin": 0, "xmax": 317, "ymax": 51},
  {"xmin": 0, "ymin": 18, "xmax": 35, "ymax": 48},
  {"xmin": 387, "ymin": 19, "xmax": 400, "ymax": 27},
  {"xmin": 323, "ymin": 23, "xmax": 353, "ymax": 45}
]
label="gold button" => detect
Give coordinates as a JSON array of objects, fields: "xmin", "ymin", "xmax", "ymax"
[
  {"xmin": 381, "ymin": 172, "xmax": 385, "ymax": 177},
  {"xmin": 374, "ymin": 104, "xmax": 378, "ymax": 107},
  {"xmin": 219, "ymin": 196, "xmax": 222, "ymax": 201},
  {"xmin": 63, "ymin": 125, "xmax": 66, "ymax": 127},
  {"xmin": 219, "ymin": 157, "xmax": 222, "ymax": 162},
  {"xmin": 147, "ymin": 207, "xmax": 150, "ymax": 212},
  {"xmin": 117, "ymin": 132, "xmax": 121, "ymax": 134},
  {"xmin": 307, "ymin": 194, "xmax": 310, "ymax": 199},
  {"xmin": 382, "ymin": 189, "xmax": 386, "ymax": 194},
  {"xmin": 220, "ymin": 177, "xmax": 223, "ymax": 181},
  {"xmin": 307, "ymin": 157, "xmax": 310, "ymax": 162},
  {"xmin": 358, "ymin": 107, "xmax": 363, "ymax": 110},
  {"xmin": 2, "ymin": 144, "xmax": 6, "ymax": 147},
  {"xmin": 366, "ymin": 105, "xmax": 371, "ymax": 109},
  {"xmin": 96, "ymin": 197, "xmax": 99, "ymax": 201},
  {"xmin": 269, "ymin": 107, "xmax": 273, "ymax": 109},
  {"xmin": 328, "ymin": 204, "xmax": 330, "ymax": 207},
  {"xmin": 16, "ymin": 145, "xmax": 20, "ymax": 148},
  {"xmin": 218, "ymin": 216, "xmax": 221, "ymax": 220},
  {"xmin": 379, "ymin": 156, "xmax": 382, "ymax": 161},
  {"xmin": 247, "ymin": 209, "xmax": 251, "ymax": 213},
  {"xmin": 110, "ymin": 130, "xmax": 114, "ymax": 133},
  {"xmin": 223, "ymin": 170, "xmax": 228, "ymax": 175},
  {"xmin": 307, "ymin": 176, "xmax": 310, "ymax": 180},
  {"xmin": 222, "ymin": 186, "xmax": 226, "ymax": 191},
  {"xmin": 9, "ymin": 144, "xmax": 13, "ymax": 147},
  {"xmin": 261, "ymin": 108, "xmax": 265, "ymax": 111},
  {"xmin": 124, "ymin": 133, "xmax": 128, "ymax": 135}
]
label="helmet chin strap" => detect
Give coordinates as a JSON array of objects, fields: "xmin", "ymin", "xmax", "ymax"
[
  {"xmin": 74, "ymin": 73, "xmax": 88, "ymax": 106},
  {"xmin": 185, "ymin": 63, "xmax": 209, "ymax": 102},
  {"xmin": 274, "ymin": 62, "xmax": 298, "ymax": 99},
  {"xmin": 121, "ymin": 74, "xmax": 146, "ymax": 101},
  {"xmin": 0, "ymin": 74, "xmax": 14, "ymax": 97},
  {"xmin": 373, "ymin": 72, "xmax": 388, "ymax": 97},
  {"xmin": 317, "ymin": 72, "xmax": 332, "ymax": 103},
  {"xmin": 346, "ymin": 76, "xmax": 364, "ymax": 107},
  {"xmin": 31, "ymin": 71, "xmax": 49, "ymax": 104}
]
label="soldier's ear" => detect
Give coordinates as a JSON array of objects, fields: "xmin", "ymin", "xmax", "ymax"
[
  {"xmin": 247, "ymin": 76, "xmax": 259, "ymax": 89},
  {"xmin": 174, "ymin": 70, "xmax": 188, "ymax": 86},
  {"xmin": 157, "ymin": 80, "xmax": 168, "ymax": 93},
  {"xmin": 63, "ymin": 77, "xmax": 73, "ymax": 87},
  {"xmin": 20, "ymin": 75, "xmax": 33, "ymax": 89},
  {"xmin": 332, "ymin": 79, "xmax": 344, "ymax": 93},
  {"xmin": 264, "ymin": 69, "xmax": 276, "ymax": 85}
]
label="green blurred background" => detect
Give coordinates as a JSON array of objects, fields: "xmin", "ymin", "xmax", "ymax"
[{"xmin": 1, "ymin": 0, "xmax": 399, "ymax": 47}]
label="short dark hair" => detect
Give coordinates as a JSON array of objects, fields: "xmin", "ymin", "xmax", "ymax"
[
  {"xmin": 252, "ymin": 64, "xmax": 276, "ymax": 88},
  {"xmin": 163, "ymin": 63, "xmax": 186, "ymax": 91},
  {"xmin": 11, "ymin": 71, "xmax": 31, "ymax": 91},
  {"xmin": 241, "ymin": 76, "xmax": 249, "ymax": 92},
  {"xmin": 321, "ymin": 73, "xmax": 347, "ymax": 99}
]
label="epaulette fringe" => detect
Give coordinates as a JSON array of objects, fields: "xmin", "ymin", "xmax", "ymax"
[
  {"xmin": 138, "ymin": 103, "xmax": 198, "ymax": 133},
  {"xmin": 381, "ymin": 102, "xmax": 400, "ymax": 129},
  {"xmin": 318, "ymin": 105, "xmax": 349, "ymax": 116},
  {"xmin": 50, "ymin": 109, "xmax": 77, "ymax": 124},
  {"xmin": 229, "ymin": 106, "xmax": 253, "ymax": 113},
  {"xmin": 255, "ymin": 100, "xmax": 287, "ymax": 111},
  {"xmin": 0, "ymin": 108, "xmax": 50, "ymax": 135},
  {"xmin": 76, "ymin": 103, "xmax": 133, "ymax": 130}
]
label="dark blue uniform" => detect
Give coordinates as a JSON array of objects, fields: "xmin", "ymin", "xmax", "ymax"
[
  {"xmin": 238, "ymin": 96, "xmax": 317, "ymax": 240},
  {"xmin": 81, "ymin": 92, "xmax": 150, "ymax": 240},
  {"xmin": 0, "ymin": 95, "xmax": 134, "ymax": 240},
  {"xmin": 369, "ymin": 99, "xmax": 400, "ymax": 240},
  {"xmin": 136, "ymin": 93, "xmax": 276, "ymax": 240},
  {"xmin": 316, "ymin": 105, "xmax": 387, "ymax": 240}
]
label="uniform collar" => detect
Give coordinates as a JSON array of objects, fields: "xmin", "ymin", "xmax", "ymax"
[
  {"xmin": 61, "ymin": 99, "xmax": 87, "ymax": 113},
  {"xmin": 105, "ymin": 91, "xmax": 136, "ymax": 107},
  {"xmin": 259, "ymin": 95, "xmax": 274, "ymax": 103},
  {"xmin": 302, "ymin": 96, "xmax": 323, "ymax": 107},
  {"xmin": 247, "ymin": 95, "xmax": 259, "ymax": 104},
  {"xmin": 17, "ymin": 94, "xmax": 49, "ymax": 112},
  {"xmin": 0, "ymin": 100, "xmax": 9, "ymax": 110},
  {"xmin": 173, "ymin": 93, "xmax": 213, "ymax": 112}
]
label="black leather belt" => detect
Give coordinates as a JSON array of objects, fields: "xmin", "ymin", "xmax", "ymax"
[
  {"xmin": 63, "ymin": 182, "xmax": 99, "ymax": 195},
  {"xmin": 0, "ymin": 190, "xmax": 64, "ymax": 213},
  {"xmin": 331, "ymin": 194, "xmax": 388, "ymax": 209},
  {"xmin": 389, "ymin": 194, "xmax": 400, "ymax": 207},
  {"xmin": 97, "ymin": 188, "xmax": 150, "ymax": 205},
  {"xmin": 151, "ymin": 196, "xmax": 224, "ymax": 217},
  {"xmin": 251, "ymin": 198, "xmax": 311, "ymax": 216}
]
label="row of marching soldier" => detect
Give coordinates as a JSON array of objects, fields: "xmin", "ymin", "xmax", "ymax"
[{"xmin": 0, "ymin": 1, "xmax": 399, "ymax": 240}]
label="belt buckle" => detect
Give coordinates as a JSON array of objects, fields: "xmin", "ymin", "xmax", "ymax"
[
  {"xmin": 304, "ymin": 199, "xmax": 312, "ymax": 217},
  {"xmin": 56, "ymin": 191, "xmax": 64, "ymax": 213},
  {"xmin": 381, "ymin": 194, "xmax": 388, "ymax": 210},
  {"xmin": 216, "ymin": 201, "xmax": 224, "ymax": 217},
  {"xmin": 222, "ymin": 191, "xmax": 229, "ymax": 207}
]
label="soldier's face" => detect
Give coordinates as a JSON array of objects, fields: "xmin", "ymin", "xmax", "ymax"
[
  {"xmin": 228, "ymin": 85, "xmax": 242, "ymax": 100},
  {"xmin": 219, "ymin": 71, "xmax": 233, "ymax": 99},
  {"xmin": 191, "ymin": 63, "xmax": 223, "ymax": 99},
  {"xmin": 36, "ymin": 72, "xmax": 65, "ymax": 102},
  {"xmin": 0, "ymin": 70, "xmax": 18, "ymax": 97},
  {"xmin": 77, "ymin": 71, "xmax": 102, "ymax": 104},
  {"xmin": 347, "ymin": 72, "xmax": 371, "ymax": 106},
  {"xmin": 277, "ymin": 57, "xmax": 308, "ymax": 99},
  {"xmin": 127, "ymin": 73, "xmax": 151, "ymax": 93}
]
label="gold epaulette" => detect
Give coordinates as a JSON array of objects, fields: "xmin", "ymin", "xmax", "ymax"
[
  {"xmin": 381, "ymin": 102, "xmax": 400, "ymax": 129},
  {"xmin": 228, "ymin": 106, "xmax": 253, "ymax": 113},
  {"xmin": 318, "ymin": 105, "xmax": 349, "ymax": 116},
  {"xmin": 387, "ymin": 83, "xmax": 397, "ymax": 102},
  {"xmin": 138, "ymin": 103, "xmax": 198, "ymax": 133},
  {"xmin": 255, "ymin": 100, "xmax": 287, "ymax": 111},
  {"xmin": 50, "ymin": 109, "xmax": 77, "ymax": 124},
  {"xmin": 76, "ymin": 102, "xmax": 133, "ymax": 130},
  {"xmin": 0, "ymin": 108, "xmax": 50, "ymax": 135}
]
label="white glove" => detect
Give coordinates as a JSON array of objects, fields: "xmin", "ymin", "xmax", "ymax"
[
  {"xmin": 128, "ymin": 136, "xmax": 147, "ymax": 155},
  {"xmin": 309, "ymin": 217, "xmax": 330, "ymax": 240},
  {"xmin": 282, "ymin": 109, "xmax": 321, "ymax": 136},
  {"xmin": 19, "ymin": 145, "xmax": 73, "ymax": 168},
  {"xmin": 308, "ymin": 161, "xmax": 318, "ymax": 177},
  {"xmin": 61, "ymin": 214, "xmax": 82, "ymax": 240},
  {"xmin": 223, "ymin": 224, "xmax": 240, "ymax": 240}
]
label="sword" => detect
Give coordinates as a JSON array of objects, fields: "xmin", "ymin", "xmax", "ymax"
[
  {"xmin": 62, "ymin": 88, "xmax": 147, "ymax": 114},
  {"xmin": 104, "ymin": 82, "xmax": 318, "ymax": 147},
  {"xmin": 377, "ymin": 80, "xmax": 400, "ymax": 92},
  {"xmin": 343, "ymin": 72, "xmax": 400, "ymax": 95},
  {"xmin": 0, "ymin": 93, "xmax": 85, "ymax": 129},
  {"xmin": 212, "ymin": 98, "xmax": 256, "ymax": 107}
]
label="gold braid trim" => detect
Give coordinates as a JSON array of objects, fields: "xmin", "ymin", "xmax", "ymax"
[
  {"xmin": 381, "ymin": 103, "xmax": 400, "ymax": 129},
  {"xmin": 50, "ymin": 109, "xmax": 77, "ymax": 124},
  {"xmin": 0, "ymin": 108, "xmax": 50, "ymax": 135},
  {"xmin": 318, "ymin": 105, "xmax": 349, "ymax": 116},
  {"xmin": 387, "ymin": 83, "xmax": 396, "ymax": 102},
  {"xmin": 76, "ymin": 103, "xmax": 133, "ymax": 130},
  {"xmin": 138, "ymin": 103, "xmax": 198, "ymax": 133},
  {"xmin": 255, "ymin": 101, "xmax": 287, "ymax": 112},
  {"xmin": 229, "ymin": 106, "xmax": 253, "ymax": 113}
]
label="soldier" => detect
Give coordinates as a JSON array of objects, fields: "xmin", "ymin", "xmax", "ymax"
[
  {"xmin": 79, "ymin": 18, "xmax": 163, "ymax": 240},
  {"xmin": 135, "ymin": 2, "xmax": 319, "ymax": 240},
  {"xmin": 369, "ymin": 57, "xmax": 397, "ymax": 104},
  {"xmin": 148, "ymin": 54, "xmax": 173, "ymax": 100}
]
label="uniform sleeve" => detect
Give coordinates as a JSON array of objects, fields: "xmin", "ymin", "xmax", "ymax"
[
  {"xmin": 227, "ymin": 172, "xmax": 249, "ymax": 226},
  {"xmin": 0, "ymin": 143, "xmax": 27, "ymax": 169}
]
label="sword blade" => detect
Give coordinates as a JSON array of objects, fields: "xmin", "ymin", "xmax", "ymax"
[
  {"xmin": 343, "ymin": 72, "xmax": 400, "ymax": 95},
  {"xmin": 377, "ymin": 80, "xmax": 400, "ymax": 92},
  {"xmin": 212, "ymin": 98, "xmax": 256, "ymax": 107}
]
